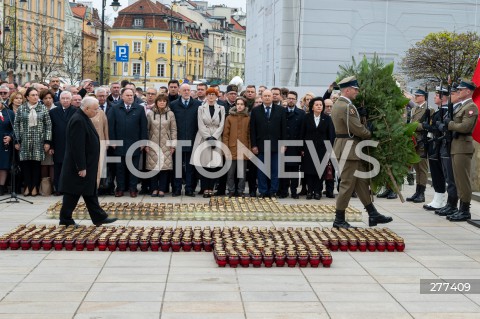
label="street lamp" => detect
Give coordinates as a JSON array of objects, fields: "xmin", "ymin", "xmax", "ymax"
[
  {"xmin": 221, "ymin": 34, "xmax": 229, "ymax": 84},
  {"xmin": 138, "ymin": 32, "xmax": 154, "ymax": 91},
  {"xmin": 185, "ymin": 45, "xmax": 192, "ymax": 81},
  {"xmin": 168, "ymin": 1, "xmax": 183, "ymax": 80},
  {"xmin": 99, "ymin": 0, "xmax": 121, "ymax": 85},
  {"xmin": 4, "ymin": 0, "xmax": 27, "ymax": 83}
]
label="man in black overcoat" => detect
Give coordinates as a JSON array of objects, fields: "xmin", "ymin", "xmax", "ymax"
[
  {"xmin": 279, "ymin": 91, "xmax": 305, "ymax": 199},
  {"xmin": 58, "ymin": 97, "xmax": 117, "ymax": 227},
  {"xmin": 50, "ymin": 91, "xmax": 76, "ymax": 194},
  {"xmin": 107, "ymin": 88, "xmax": 148, "ymax": 197}
]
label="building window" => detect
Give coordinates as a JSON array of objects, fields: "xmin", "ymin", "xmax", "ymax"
[
  {"xmin": 133, "ymin": 41, "xmax": 141, "ymax": 52},
  {"xmin": 123, "ymin": 62, "xmax": 128, "ymax": 73},
  {"xmin": 26, "ymin": 28, "xmax": 31, "ymax": 52},
  {"xmin": 35, "ymin": 0, "xmax": 39, "ymax": 12},
  {"xmin": 157, "ymin": 42, "xmax": 166, "ymax": 54},
  {"xmin": 51, "ymin": 0, "xmax": 54, "ymax": 16},
  {"xmin": 133, "ymin": 18, "xmax": 144, "ymax": 27},
  {"xmin": 132, "ymin": 63, "xmax": 141, "ymax": 75},
  {"xmin": 113, "ymin": 63, "xmax": 118, "ymax": 75},
  {"xmin": 146, "ymin": 62, "xmax": 150, "ymax": 75},
  {"xmin": 57, "ymin": 34, "xmax": 61, "ymax": 52},
  {"xmin": 157, "ymin": 64, "xmax": 165, "ymax": 77},
  {"xmin": 58, "ymin": 1, "xmax": 62, "ymax": 19},
  {"xmin": 27, "ymin": 0, "xmax": 31, "ymax": 10},
  {"xmin": 112, "ymin": 41, "xmax": 118, "ymax": 52}
]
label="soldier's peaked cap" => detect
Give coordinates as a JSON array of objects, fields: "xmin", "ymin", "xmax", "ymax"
[
  {"xmin": 414, "ymin": 89, "xmax": 427, "ymax": 96},
  {"xmin": 338, "ymin": 76, "xmax": 359, "ymax": 89},
  {"xmin": 457, "ymin": 79, "xmax": 476, "ymax": 91},
  {"xmin": 435, "ymin": 86, "xmax": 449, "ymax": 96}
]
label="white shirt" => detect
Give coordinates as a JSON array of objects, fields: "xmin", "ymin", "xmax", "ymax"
[{"xmin": 314, "ymin": 114, "xmax": 321, "ymax": 127}]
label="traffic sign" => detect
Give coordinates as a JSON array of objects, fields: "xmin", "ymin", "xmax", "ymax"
[{"xmin": 116, "ymin": 46, "xmax": 129, "ymax": 62}]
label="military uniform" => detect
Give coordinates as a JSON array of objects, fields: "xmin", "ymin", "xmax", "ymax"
[
  {"xmin": 407, "ymin": 90, "xmax": 431, "ymax": 203},
  {"xmin": 331, "ymin": 76, "xmax": 393, "ymax": 229},
  {"xmin": 444, "ymin": 81, "xmax": 478, "ymax": 221}
]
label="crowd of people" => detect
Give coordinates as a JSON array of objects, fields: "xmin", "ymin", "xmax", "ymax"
[{"xmin": 0, "ymin": 75, "xmax": 476, "ymax": 226}]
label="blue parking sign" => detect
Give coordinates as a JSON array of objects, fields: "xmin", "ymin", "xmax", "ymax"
[{"xmin": 116, "ymin": 46, "xmax": 129, "ymax": 62}]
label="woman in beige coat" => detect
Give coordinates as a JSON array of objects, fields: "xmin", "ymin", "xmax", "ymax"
[
  {"xmin": 90, "ymin": 107, "xmax": 109, "ymax": 188},
  {"xmin": 145, "ymin": 94, "xmax": 177, "ymax": 197},
  {"xmin": 190, "ymin": 87, "xmax": 225, "ymax": 197},
  {"xmin": 222, "ymin": 97, "xmax": 250, "ymax": 197}
]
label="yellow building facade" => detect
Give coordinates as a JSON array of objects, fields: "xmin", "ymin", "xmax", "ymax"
[
  {"xmin": 3, "ymin": 0, "xmax": 65, "ymax": 83},
  {"xmin": 109, "ymin": 0, "xmax": 204, "ymax": 87}
]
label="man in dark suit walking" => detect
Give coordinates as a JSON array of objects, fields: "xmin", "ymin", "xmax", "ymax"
[
  {"xmin": 49, "ymin": 91, "xmax": 76, "ymax": 195},
  {"xmin": 108, "ymin": 88, "xmax": 148, "ymax": 197},
  {"xmin": 49, "ymin": 76, "xmax": 62, "ymax": 103},
  {"xmin": 58, "ymin": 97, "xmax": 117, "ymax": 227},
  {"xmin": 250, "ymin": 89, "xmax": 287, "ymax": 197}
]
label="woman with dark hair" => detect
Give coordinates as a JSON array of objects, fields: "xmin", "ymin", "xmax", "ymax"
[
  {"xmin": 39, "ymin": 89, "xmax": 55, "ymax": 192},
  {"xmin": 146, "ymin": 94, "xmax": 177, "ymax": 197},
  {"xmin": 301, "ymin": 96, "xmax": 334, "ymax": 200},
  {"xmin": 223, "ymin": 96, "xmax": 250, "ymax": 197},
  {"xmin": 190, "ymin": 87, "xmax": 225, "ymax": 198},
  {"xmin": 13, "ymin": 87, "xmax": 52, "ymax": 196},
  {"xmin": 0, "ymin": 98, "xmax": 15, "ymax": 195}
]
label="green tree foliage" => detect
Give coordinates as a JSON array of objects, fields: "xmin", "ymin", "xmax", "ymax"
[
  {"xmin": 401, "ymin": 31, "xmax": 480, "ymax": 86},
  {"xmin": 338, "ymin": 56, "xmax": 420, "ymax": 194}
]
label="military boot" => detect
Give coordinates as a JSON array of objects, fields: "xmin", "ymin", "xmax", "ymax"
[
  {"xmin": 377, "ymin": 188, "xmax": 391, "ymax": 198},
  {"xmin": 365, "ymin": 203, "xmax": 393, "ymax": 227},
  {"xmin": 407, "ymin": 173, "xmax": 415, "ymax": 185},
  {"xmin": 413, "ymin": 185, "xmax": 426, "ymax": 203},
  {"xmin": 333, "ymin": 210, "xmax": 352, "ymax": 229},
  {"xmin": 448, "ymin": 201, "xmax": 471, "ymax": 222},
  {"xmin": 437, "ymin": 196, "xmax": 458, "ymax": 217},
  {"xmin": 406, "ymin": 185, "xmax": 420, "ymax": 202}
]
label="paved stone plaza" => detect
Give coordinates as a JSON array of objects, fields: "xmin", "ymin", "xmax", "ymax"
[{"xmin": 1, "ymin": 184, "xmax": 480, "ymax": 319}]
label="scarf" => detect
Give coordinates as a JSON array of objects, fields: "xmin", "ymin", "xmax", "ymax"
[{"xmin": 28, "ymin": 103, "xmax": 38, "ymax": 127}]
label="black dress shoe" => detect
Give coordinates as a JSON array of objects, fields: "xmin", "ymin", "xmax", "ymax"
[
  {"xmin": 291, "ymin": 193, "xmax": 299, "ymax": 199},
  {"xmin": 298, "ymin": 188, "xmax": 307, "ymax": 196},
  {"xmin": 198, "ymin": 189, "xmax": 205, "ymax": 195},
  {"xmin": 278, "ymin": 193, "xmax": 288, "ymax": 199},
  {"xmin": 214, "ymin": 191, "xmax": 225, "ymax": 196},
  {"xmin": 306, "ymin": 193, "xmax": 313, "ymax": 200},
  {"xmin": 139, "ymin": 189, "xmax": 149, "ymax": 195},
  {"xmin": 249, "ymin": 192, "xmax": 256, "ymax": 197},
  {"xmin": 172, "ymin": 191, "xmax": 181, "ymax": 197},
  {"xmin": 94, "ymin": 217, "xmax": 118, "ymax": 227},
  {"xmin": 185, "ymin": 191, "xmax": 195, "ymax": 197},
  {"xmin": 314, "ymin": 194, "xmax": 321, "ymax": 200},
  {"xmin": 377, "ymin": 189, "xmax": 391, "ymax": 198}
]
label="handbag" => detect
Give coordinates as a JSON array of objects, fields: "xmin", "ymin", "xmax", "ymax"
[
  {"xmin": 39, "ymin": 177, "xmax": 52, "ymax": 196},
  {"xmin": 325, "ymin": 162, "xmax": 334, "ymax": 181}
]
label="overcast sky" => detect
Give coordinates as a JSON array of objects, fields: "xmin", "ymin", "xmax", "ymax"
[{"xmin": 94, "ymin": 0, "xmax": 247, "ymax": 24}]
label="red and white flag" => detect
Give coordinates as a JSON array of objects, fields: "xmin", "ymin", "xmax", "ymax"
[{"xmin": 471, "ymin": 55, "xmax": 480, "ymax": 143}]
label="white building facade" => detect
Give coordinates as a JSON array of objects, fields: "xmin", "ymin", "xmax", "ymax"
[{"xmin": 246, "ymin": 0, "xmax": 480, "ymax": 87}]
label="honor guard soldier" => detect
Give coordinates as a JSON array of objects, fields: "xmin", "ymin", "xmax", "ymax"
[
  {"xmin": 331, "ymin": 76, "xmax": 393, "ymax": 229},
  {"xmin": 420, "ymin": 86, "xmax": 448, "ymax": 211},
  {"xmin": 438, "ymin": 80, "xmax": 478, "ymax": 221},
  {"xmin": 435, "ymin": 83, "xmax": 460, "ymax": 218},
  {"xmin": 407, "ymin": 89, "xmax": 431, "ymax": 203}
]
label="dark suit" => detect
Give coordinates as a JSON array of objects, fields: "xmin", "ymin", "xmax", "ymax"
[
  {"xmin": 53, "ymin": 89, "xmax": 62, "ymax": 103},
  {"xmin": 58, "ymin": 108, "xmax": 108, "ymax": 225},
  {"xmin": 108, "ymin": 101, "xmax": 148, "ymax": 191},
  {"xmin": 107, "ymin": 94, "xmax": 121, "ymax": 104},
  {"xmin": 250, "ymin": 103, "xmax": 287, "ymax": 195},
  {"xmin": 170, "ymin": 98, "xmax": 201, "ymax": 193},
  {"xmin": 302, "ymin": 113, "xmax": 334, "ymax": 196},
  {"xmin": 279, "ymin": 107, "xmax": 305, "ymax": 197},
  {"xmin": 49, "ymin": 105, "xmax": 76, "ymax": 191}
]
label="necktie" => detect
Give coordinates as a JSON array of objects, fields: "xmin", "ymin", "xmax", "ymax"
[
  {"xmin": 126, "ymin": 105, "xmax": 130, "ymax": 111},
  {"xmin": 184, "ymin": 100, "xmax": 189, "ymax": 108},
  {"xmin": 265, "ymin": 106, "xmax": 271, "ymax": 119}
]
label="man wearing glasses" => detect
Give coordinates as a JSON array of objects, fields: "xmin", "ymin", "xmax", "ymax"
[
  {"xmin": 144, "ymin": 88, "xmax": 158, "ymax": 115},
  {"xmin": 0, "ymin": 86, "xmax": 10, "ymax": 107}
]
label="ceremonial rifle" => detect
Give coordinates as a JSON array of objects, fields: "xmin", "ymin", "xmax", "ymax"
[{"xmin": 421, "ymin": 85, "xmax": 430, "ymax": 158}]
